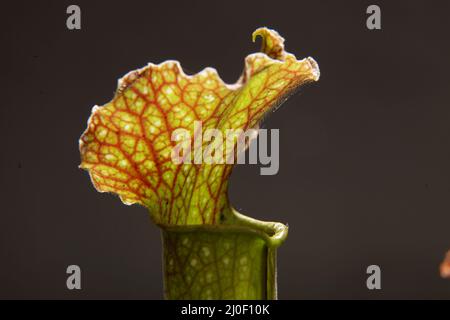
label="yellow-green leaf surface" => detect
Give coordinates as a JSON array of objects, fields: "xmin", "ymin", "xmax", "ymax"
[{"xmin": 79, "ymin": 28, "xmax": 320, "ymax": 227}]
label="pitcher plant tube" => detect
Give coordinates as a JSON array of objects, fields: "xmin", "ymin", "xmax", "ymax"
[{"xmin": 79, "ymin": 27, "xmax": 320, "ymax": 299}]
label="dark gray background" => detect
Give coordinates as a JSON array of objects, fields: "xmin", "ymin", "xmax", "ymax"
[{"xmin": 1, "ymin": 0, "xmax": 450, "ymax": 299}]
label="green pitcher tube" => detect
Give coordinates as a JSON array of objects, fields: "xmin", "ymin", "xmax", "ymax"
[{"xmin": 160, "ymin": 209, "xmax": 288, "ymax": 299}]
